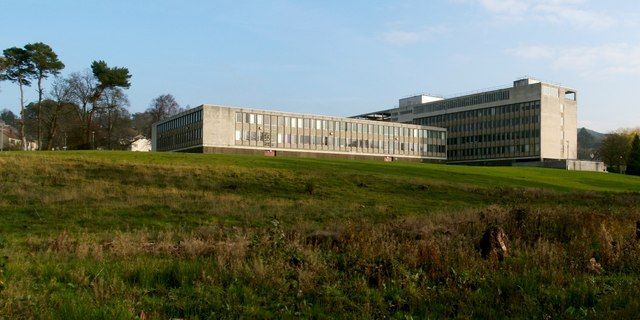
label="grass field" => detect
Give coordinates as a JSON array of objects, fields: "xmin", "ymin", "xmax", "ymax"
[{"xmin": 1, "ymin": 151, "xmax": 640, "ymax": 319}]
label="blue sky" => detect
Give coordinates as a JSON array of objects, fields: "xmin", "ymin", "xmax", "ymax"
[{"xmin": 1, "ymin": 0, "xmax": 639, "ymax": 132}]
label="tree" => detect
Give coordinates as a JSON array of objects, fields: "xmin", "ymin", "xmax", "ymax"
[
  {"xmin": 0, "ymin": 56, "xmax": 7, "ymax": 91},
  {"xmin": 0, "ymin": 109, "xmax": 18, "ymax": 127},
  {"xmin": 132, "ymin": 111, "xmax": 154, "ymax": 138},
  {"xmin": 0, "ymin": 47, "xmax": 36, "ymax": 150},
  {"xmin": 134, "ymin": 94, "xmax": 182, "ymax": 138},
  {"xmin": 84, "ymin": 61, "xmax": 131, "ymax": 147},
  {"xmin": 147, "ymin": 94, "xmax": 182, "ymax": 123},
  {"xmin": 25, "ymin": 42, "xmax": 65, "ymax": 150},
  {"xmin": 90, "ymin": 60, "xmax": 131, "ymax": 102},
  {"xmin": 97, "ymin": 88, "xmax": 130, "ymax": 149},
  {"xmin": 599, "ymin": 132, "xmax": 632, "ymax": 173},
  {"xmin": 42, "ymin": 77, "xmax": 75, "ymax": 150},
  {"xmin": 66, "ymin": 61, "xmax": 131, "ymax": 148},
  {"xmin": 627, "ymin": 134, "xmax": 640, "ymax": 176}
]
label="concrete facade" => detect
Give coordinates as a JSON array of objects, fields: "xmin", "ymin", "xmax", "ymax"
[
  {"xmin": 152, "ymin": 78, "xmax": 585, "ymax": 168},
  {"xmin": 515, "ymin": 159, "xmax": 606, "ymax": 172},
  {"xmin": 354, "ymin": 78, "xmax": 578, "ymax": 164},
  {"xmin": 153, "ymin": 105, "xmax": 448, "ymax": 161}
]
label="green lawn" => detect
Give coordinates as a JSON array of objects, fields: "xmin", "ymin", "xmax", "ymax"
[
  {"xmin": 13, "ymin": 150, "xmax": 640, "ymax": 191},
  {"xmin": 0, "ymin": 151, "xmax": 639, "ymax": 319}
]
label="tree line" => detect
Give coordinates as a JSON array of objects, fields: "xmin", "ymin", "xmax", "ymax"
[
  {"xmin": 598, "ymin": 129, "xmax": 640, "ymax": 176},
  {"xmin": 0, "ymin": 42, "xmax": 183, "ymax": 150}
]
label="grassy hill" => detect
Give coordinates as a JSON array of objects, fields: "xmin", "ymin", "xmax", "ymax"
[{"xmin": 1, "ymin": 151, "xmax": 640, "ymax": 319}]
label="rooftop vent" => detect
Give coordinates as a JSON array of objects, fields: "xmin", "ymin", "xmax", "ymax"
[
  {"xmin": 399, "ymin": 94, "xmax": 444, "ymax": 108},
  {"xmin": 514, "ymin": 78, "xmax": 541, "ymax": 87}
]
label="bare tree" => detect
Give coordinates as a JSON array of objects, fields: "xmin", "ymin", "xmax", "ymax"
[
  {"xmin": 66, "ymin": 61, "xmax": 131, "ymax": 148},
  {"xmin": 67, "ymin": 71, "xmax": 97, "ymax": 148},
  {"xmin": 99, "ymin": 88, "xmax": 130, "ymax": 149},
  {"xmin": 147, "ymin": 94, "xmax": 182, "ymax": 123},
  {"xmin": 132, "ymin": 111, "xmax": 154, "ymax": 138},
  {"xmin": 45, "ymin": 77, "xmax": 74, "ymax": 150}
]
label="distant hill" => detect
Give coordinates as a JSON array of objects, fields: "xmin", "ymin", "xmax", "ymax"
[{"xmin": 577, "ymin": 127, "xmax": 605, "ymax": 160}]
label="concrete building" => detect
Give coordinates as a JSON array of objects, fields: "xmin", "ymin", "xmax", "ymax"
[
  {"xmin": 152, "ymin": 104, "xmax": 447, "ymax": 161},
  {"xmin": 354, "ymin": 78, "xmax": 578, "ymax": 164}
]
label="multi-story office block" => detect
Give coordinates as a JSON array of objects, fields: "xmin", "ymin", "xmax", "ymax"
[
  {"xmin": 152, "ymin": 104, "xmax": 447, "ymax": 161},
  {"xmin": 354, "ymin": 78, "xmax": 577, "ymax": 164}
]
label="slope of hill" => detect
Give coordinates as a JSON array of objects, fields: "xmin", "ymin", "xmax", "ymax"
[
  {"xmin": 578, "ymin": 127, "xmax": 605, "ymax": 160},
  {"xmin": 0, "ymin": 151, "xmax": 639, "ymax": 318}
]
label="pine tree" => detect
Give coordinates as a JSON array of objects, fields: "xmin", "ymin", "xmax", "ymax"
[
  {"xmin": 25, "ymin": 42, "xmax": 65, "ymax": 150},
  {"xmin": 627, "ymin": 134, "xmax": 640, "ymax": 176}
]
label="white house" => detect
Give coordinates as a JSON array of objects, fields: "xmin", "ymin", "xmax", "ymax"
[{"xmin": 128, "ymin": 135, "xmax": 152, "ymax": 152}]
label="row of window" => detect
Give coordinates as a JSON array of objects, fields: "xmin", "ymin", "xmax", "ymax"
[
  {"xmin": 412, "ymin": 90, "xmax": 510, "ymax": 114},
  {"xmin": 443, "ymin": 116, "xmax": 539, "ymax": 133},
  {"xmin": 416, "ymin": 101, "xmax": 541, "ymax": 125},
  {"xmin": 448, "ymin": 130, "xmax": 540, "ymax": 145},
  {"xmin": 416, "ymin": 101, "xmax": 542, "ymax": 161},
  {"xmin": 157, "ymin": 110, "xmax": 203, "ymax": 134},
  {"xmin": 236, "ymin": 112, "xmax": 445, "ymax": 139},
  {"xmin": 448, "ymin": 144, "xmax": 539, "ymax": 158},
  {"xmin": 156, "ymin": 128, "xmax": 203, "ymax": 151},
  {"xmin": 234, "ymin": 128, "xmax": 446, "ymax": 157}
]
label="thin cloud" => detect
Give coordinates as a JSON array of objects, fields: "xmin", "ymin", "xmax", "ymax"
[
  {"xmin": 379, "ymin": 31, "xmax": 422, "ymax": 45},
  {"xmin": 378, "ymin": 26, "xmax": 447, "ymax": 46},
  {"xmin": 507, "ymin": 43, "xmax": 640, "ymax": 75},
  {"xmin": 472, "ymin": 0, "xmax": 617, "ymax": 29},
  {"xmin": 506, "ymin": 46, "xmax": 554, "ymax": 60}
]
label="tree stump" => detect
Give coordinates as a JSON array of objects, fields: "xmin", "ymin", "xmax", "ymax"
[
  {"xmin": 480, "ymin": 225, "xmax": 509, "ymax": 261},
  {"xmin": 305, "ymin": 230, "xmax": 340, "ymax": 248},
  {"xmin": 587, "ymin": 257, "xmax": 603, "ymax": 274}
]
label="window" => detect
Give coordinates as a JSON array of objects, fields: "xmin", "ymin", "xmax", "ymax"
[
  {"xmin": 235, "ymin": 130, "xmax": 241, "ymax": 140},
  {"xmin": 564, "ymin": 91, "xmax": 576, "ymax": 101}
]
